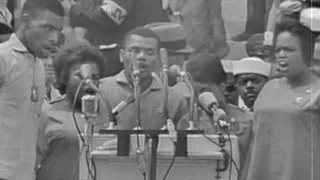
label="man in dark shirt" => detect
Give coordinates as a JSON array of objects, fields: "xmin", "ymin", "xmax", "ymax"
[
  {"xmin": 69, "ymin": 0, "xmax": 170, "ymax": 77},
  {"xmin": 0, "ymin": 0, "xmax": 14, "ymax": 43}
]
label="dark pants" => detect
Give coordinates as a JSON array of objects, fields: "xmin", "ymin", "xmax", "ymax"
[{"xmin": 245, "ymin": 0, "xmax": 274, "ymax": 34}]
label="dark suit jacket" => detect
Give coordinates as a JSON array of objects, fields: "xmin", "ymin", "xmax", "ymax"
[
  {"xmin": 70, "ymin": 0, "xmax": 170, "ymax": 47},
  {"xmin": 169, "ymin": 0, "xmax": 229, "ymax": 58}
]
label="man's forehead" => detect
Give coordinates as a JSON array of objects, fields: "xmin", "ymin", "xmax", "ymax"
[
  {"xmin": 31, "ymin": 10, "xmax": 63, "ymax": 30},
  {"xmin": 70, "ymin": 62, "xmax": 100, "ymax": 72},
  {"xmin": 126, "ymin": 35, "xmax": 158, "ymax": 48}
]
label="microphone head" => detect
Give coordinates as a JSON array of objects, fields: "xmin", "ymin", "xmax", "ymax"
[
  {"xmin": 198, "ymin": 92, "xmax": 218, "ymax": 112},
  {"xmin": 169, "ymin": 65, "xmax": 182, "ymax": 75},
  {"xmin": 80, "ymin": 64, "xmax": 92, "ymax": 79}
]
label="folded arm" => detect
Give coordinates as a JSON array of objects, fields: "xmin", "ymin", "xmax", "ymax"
[{"xmin": 70, "ymin": 0, "xmax": 135, "ymax": 32}]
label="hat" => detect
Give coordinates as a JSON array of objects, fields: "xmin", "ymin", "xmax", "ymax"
[
  {"xmin": 233, "ymin": 57, "xmax": 271, "ymax": 77},
  {"xmin": 145, "ymin": 22, "xmax": 194, "ymax": 54},
  {"xmin": 245, "ymin": 33, "xmax": 274, "ymax": 58},
  {"xmin": 300, "ymin": 7, "xmax": 320, "ymax": 32},
  {"xmin": 221, "ymin": 60, "xmax": 234, "ymax": 73}
]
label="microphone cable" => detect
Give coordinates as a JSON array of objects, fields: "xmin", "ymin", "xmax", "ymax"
[
  {"xmin": 223, "ymin": 128, "xmax": 240, "ymax": 180},
  {"xmin": 224, "ymin": 124, "xmax": 240, "ymax": 179},
  {"xmin": 161, "ymin": 142, "xmax": 177, "ymax": 180},
  {"xmin": 228, "ymin": 133, "xmax": 240, "ymax": 179},
  {"xmin": 227, "ymin": 131, "xmax": 233, "ymax": 180},
  {"xmin": 161, "ymin": 58, "xmax": 178, "ymax": 180},
  {"xmin": 199, "ymin": 113, "xmax": 239, "ymax": 179},
  {"xmin": 72, "ymin": 80, "xmax": 85, "ymax": 144},
  {"xmin": 72, "ymin": 79, "xmax": 96, "ymax": 180},
  {"xmin": 71, "ymin": 144, "xmax": 85, "ymax": 180}
]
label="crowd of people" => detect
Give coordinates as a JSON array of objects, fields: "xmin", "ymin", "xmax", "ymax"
[{"xmin": 0, "ymin": 0, "xmax": 320, "ymax": 180}]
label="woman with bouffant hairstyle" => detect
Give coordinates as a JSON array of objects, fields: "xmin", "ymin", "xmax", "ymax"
[
  {"xmin": 53, "ymin": 40, "xmax": 105, "ymax": 95},
  {"xmin": 36, "ymin": 42, "xmax": 106, "ymax": 180}
]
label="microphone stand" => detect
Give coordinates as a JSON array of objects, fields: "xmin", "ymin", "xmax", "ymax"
[
  {"xmin": 209, "ymin": 108, "xmax": 230, "ymax": 178},
  {"xmin": 183, "ymin": 75, "xmax": 196, "ymax": 130},
  {"xmin": 160, "ymin": 48, "xmax": 170, "ymax": 122},
  {"xmin": 132, "ymin": 70, "xmax": 142, "ymax": 129},
  {"xmin": 83, "ymin": 114, "xmax": 94, "ymax": 180},
  {"xmin": 133, "ymin": 70, "xmax": 158, "ymax": 180},
  {"xmin": 81, "ymin": 94, "xmax": 99, "ymax": 180},
  {"xmin": 131, "ymin": 56, "xmax": 149, "ymax": 178}
]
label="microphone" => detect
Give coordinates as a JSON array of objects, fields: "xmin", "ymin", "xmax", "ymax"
[
  {"xmin": 169, "ymin": 64, "xmax": 188, "ymax": 79},
  {"xmin": 81, "ymin": 94, "xmax": 99, "ymax": 118},
  {"xmin": 79, "ymin": 64, "xmax": 100, "ymax": 118},
  {"xmin": 112, "ymin": 94, "xmax": 135, "ymax": 116},
  {"xmin": 130, "ymin": 54, "xmax": 140, "ymax": 79},
  {"xmin": 170, "ymin": 65, "xmax": 196, "ymax": 128},
  {"xmin": 78, "ymin": 64, "xmax": 116, "ymax": 128},
  {"xmin": 78, "ymin": 64, "xmax": 99, "ymax": 92},
  {"xmin": 167, "ymin": 119, "xmax": 177, "ymax": 143},
  {"xmin": 198, "ymin": 92, "xmax": 228, "ymax": 130},
  {"xmin": 198, "ymin": 91, "xmax": 219, "ymax": 113}
]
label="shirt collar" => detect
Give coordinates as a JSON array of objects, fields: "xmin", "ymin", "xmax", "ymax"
[
  {"xmin": 9, "ymin": 34, "xmax": 29, "ymax": 53},
  {"xmin": 238, "ymin": 96, "xmax": 251, "ymax": 112},
  {"xmin": 115, "ymin": 70, "xmax": 163, "ymax": 91}
]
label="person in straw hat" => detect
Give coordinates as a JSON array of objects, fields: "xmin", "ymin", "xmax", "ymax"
[{"xmin": 233, "ymin": 57, "xmax": 271, "ymax": 111}]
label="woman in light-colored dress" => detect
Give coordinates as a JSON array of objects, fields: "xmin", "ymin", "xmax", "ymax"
[{"xmin": 241, "ymin": 17, "xmax": 320, "ymax": 180}]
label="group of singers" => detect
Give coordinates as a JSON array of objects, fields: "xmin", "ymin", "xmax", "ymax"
[{"xmin": 0, "ymin": 0, "xmax": 320, "ymax": 180}]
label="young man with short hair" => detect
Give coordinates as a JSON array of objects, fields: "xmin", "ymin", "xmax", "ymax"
[
  {"xmin": 99, "ymin": 27, "xmax": 188, "ymax": 130},
  {"xmin": 0, "ymin": 0, "xmax": 64, "ymax": 179}
]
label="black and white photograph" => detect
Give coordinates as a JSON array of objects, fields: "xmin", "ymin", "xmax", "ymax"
[{"xmin": 0, "ymin": 0, "xmax": 319, "ymax": 180}]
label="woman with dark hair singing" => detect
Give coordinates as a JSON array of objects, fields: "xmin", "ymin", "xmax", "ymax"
[
  {"xmin": 36, "ymin": 42, "xmax": 106, "ymax": 180},
  {"xmin": 241, "ymin": 18, "xmax": 320, "ymax": 180}
]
